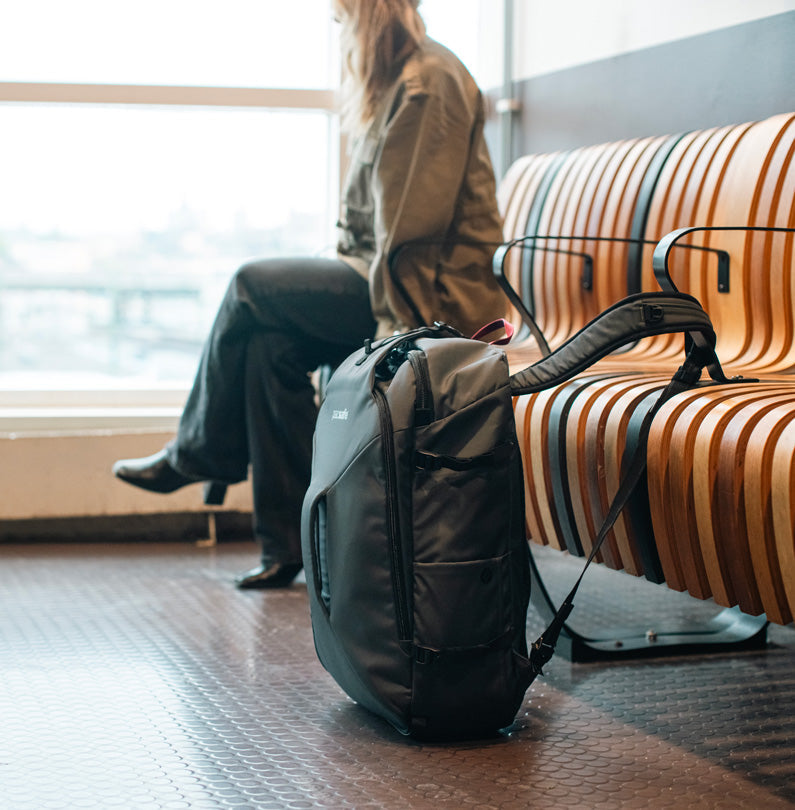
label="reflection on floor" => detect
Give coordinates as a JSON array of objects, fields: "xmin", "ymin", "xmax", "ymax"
[{"xmin": 2, "ymin": 540, "xmax": 793, "ymax": 809}]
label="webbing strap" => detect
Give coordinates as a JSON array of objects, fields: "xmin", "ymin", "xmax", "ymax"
[{"xmin": 527, "ymin": 354, "xmax": 705, "ymax": 676}]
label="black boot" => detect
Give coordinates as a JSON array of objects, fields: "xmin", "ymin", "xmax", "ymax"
[
  {"xmin": 112, "ymin": 449, "xmax": 227, "ymax": 505},
  {"xmin": 235, "ymin": 562, "xmax": 303, "ymax": 590}
]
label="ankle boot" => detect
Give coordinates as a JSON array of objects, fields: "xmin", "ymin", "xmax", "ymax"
[
  {"xmin": 235, "ymin": 562, "xmax": 303, "ymax": 590},
  {"xmin": 113, "ymin": 449, "xmax": 228, "ymax": 506}
]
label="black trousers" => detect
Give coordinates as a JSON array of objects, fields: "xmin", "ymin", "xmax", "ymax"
[{"xmin": 167, "ymin": 257, "xmax": 375, "ymax": 566}]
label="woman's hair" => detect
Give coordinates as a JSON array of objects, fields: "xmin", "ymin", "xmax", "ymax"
[{"xmin": 333, "ymin": 0, "xmax": 426, "ymax": 134}]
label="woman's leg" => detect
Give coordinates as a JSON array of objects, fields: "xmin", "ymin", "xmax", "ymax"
[{"xmin": 168, "ymin": 256, "xmax": 375, "ymax": 571}]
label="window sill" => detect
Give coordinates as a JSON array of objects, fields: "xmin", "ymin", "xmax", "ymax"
[{"xmin": 0, "ymin": 407, "xmax": 181, "ymax": 435}]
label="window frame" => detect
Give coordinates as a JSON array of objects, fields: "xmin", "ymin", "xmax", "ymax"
[{"xmin": 0, "ymin": 82, "xmax": 336, "ymax": 110}]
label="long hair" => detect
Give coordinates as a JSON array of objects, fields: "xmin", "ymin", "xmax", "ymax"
[{"xmin": 333, "ymin": 0, "xmax": 426, "ymax": 134}]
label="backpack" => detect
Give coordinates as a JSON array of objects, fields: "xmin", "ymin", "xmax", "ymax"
[{"xmin": 301, "ymin": 290, "xmax": 723, "ymax": 739}]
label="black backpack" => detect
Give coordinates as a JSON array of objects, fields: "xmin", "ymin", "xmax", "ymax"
[{"xmin": 301, "ymin": 291, "xmax": 722, "ymax": 739}]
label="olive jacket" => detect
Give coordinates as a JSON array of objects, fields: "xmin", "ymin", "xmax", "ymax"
[{"xmin": 336, "ymin": 37, "xmax": 506, "ymax": 338}]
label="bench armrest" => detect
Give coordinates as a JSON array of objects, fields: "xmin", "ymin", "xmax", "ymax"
[
  {"xmin": 652, "ymin": 225, "xmax": 795, "ymax": 293},
  {"xmin": 495, "ymin": 234, "xmax": 730, "ymax": 293}
]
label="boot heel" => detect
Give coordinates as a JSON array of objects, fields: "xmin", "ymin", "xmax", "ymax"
[{"xmin": 202, "ymin": 481, "xmax": 227, "ymax": 506}]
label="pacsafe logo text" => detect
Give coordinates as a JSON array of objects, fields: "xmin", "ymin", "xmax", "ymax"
[{"xmin": 332, "ymin": 408, "xmax": 349, "ymax": 421}]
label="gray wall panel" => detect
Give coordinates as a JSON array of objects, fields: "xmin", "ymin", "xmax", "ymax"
[{"xmin": 495, "ymin": 11, "xmax": 795, "ymax": 157}]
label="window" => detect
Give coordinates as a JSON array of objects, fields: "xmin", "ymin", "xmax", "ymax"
[
  {"xmin": 0, "ymin": 1, "xmax": 500, "ymax": 391},
  {"xmin": 0, "ymin": 0, "xmax": 338, "ymax": 389},
  {"xmin": 0, "ymin": 103, "xmax": 336, "ymax": 387}
]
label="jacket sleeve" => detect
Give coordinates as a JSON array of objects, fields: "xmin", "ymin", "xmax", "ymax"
[{"xmin": 369, "ymin": 84, "xmax": 476, "ymax": 330}]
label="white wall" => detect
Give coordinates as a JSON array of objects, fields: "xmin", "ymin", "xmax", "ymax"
[
  {"xmin": 0, "ymin": 428, "xmax": 251, "ymax": 521},
  {"xmin": 514, "ymin": 0, "xmax": 795, "ymax": 80},
  {"xmin": 422, "ymin": 0, "xmax": 506, "ymax": 89},
  {"xmin": 0, "ymin": 389, "xmax": 251, "ymax": 523}
]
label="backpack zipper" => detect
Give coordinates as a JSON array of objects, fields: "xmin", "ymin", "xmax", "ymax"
[
  {"xmin": 372, "ymin": 384, "xmax": 411, "ymax": 644},
  {"xmin": 408, "ymin": 350, "xmax": 434, "ymax": 425}
]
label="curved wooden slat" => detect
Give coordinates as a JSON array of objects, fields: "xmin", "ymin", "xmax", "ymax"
[
  {"xmin": 549, "ymin": 144, "xmax": 616, "ymax": 344},
  {"xmin": 497, "ymin": 154, "xmax": 537, "ymax": 216},
  {"xmin": 742, "ymin": 401, "xmax": 795, "ymax": 624},
  {"xmin": 530, "ymin": 150, "xmax": 583, "ymax": 344},
  {"xmin": 600, "ymin": 379, "xmax": 671, "ymax": 576},
  {"xmin": 577, "ymin": 379, "xmax": 661, "ymax": 572},
  {"xmin": 701, "ymin": 115, "xmax": 795, "ymax": 368},
  {"xmin": 638, "ymin": 125, "xmax": 746, "ymax": 362},
  {"xmin": 686, "ymin": 384, "xmax": 792, "ymax": 609},
  {"xmin": 646, "ymin": 388, "xmax": 725, "ymax": 592},
  {"xmin": 600, "ymin": 136, "xmax": 671, "ymax": 304},
  {"xmin": 656, "ymin": 389, "xmax": 742, "ymax": 601},
  {"xmin": 535, "ymin": 145, "xmax": 613, "ymax": 347},
  {"xmin": 500, "ymin": 153, "xmax": 557, "ymax": 243},
  {"xmin": 694, "ymin": 386, "xmax": 795, "ymax": 614},
  {"xmin": 559, "ymin": 138, "xmax": 665, "ymax": 333},
  {"xmin": 770, "ymin": 411, "xmax": 795, "ymax": 616},
  {"xmin": 524, "ymin": 385, "xmax": 570, "ymax": 549},
  {"xmin": 638, "ymin": 114, "xmax": 795, "ymax": 372},
  {"xmin": 528, "ymin": 139, "xmax": 672, "ymax": 350},
  {"xmin": 513, "ymin": 393, "xmax": 546, "ymax": 546},
  {"xmin": 498, "ymin": 153, "xmax": 562, "ymax": 329},
  {"xmin": 738, "ymin": 115, "xmax": 795, "ymax": 372},
  {"xmin": 566, "ymin": 375, "xmax": 658, "ymax": 569}
]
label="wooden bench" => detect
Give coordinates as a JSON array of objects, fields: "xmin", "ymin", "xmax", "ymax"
[{"xmin": 496, "ymin": 112, "xmax": 795, "ymax": 657}]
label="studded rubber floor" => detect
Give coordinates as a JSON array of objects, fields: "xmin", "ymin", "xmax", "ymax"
[{"xmin": 2, "ymin": 539, "xmax": 794, "ymax": 809}]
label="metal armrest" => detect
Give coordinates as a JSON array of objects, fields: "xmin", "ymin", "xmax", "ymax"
[
  {"xmin": 652, "ymin": 225, "xmax": 795, "ymax": 292},
  {"xmin": 652, "ymin": 226, "xmax": 795, "ymax": 382},
  {"xmin": 495, "ymin": 234, "xmax": 730, "ymax": 293}
]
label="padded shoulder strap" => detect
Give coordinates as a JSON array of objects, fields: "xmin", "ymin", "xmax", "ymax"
[{"xmin": 509, "ymin": 292, "xmax": 718, "ymax": 396}]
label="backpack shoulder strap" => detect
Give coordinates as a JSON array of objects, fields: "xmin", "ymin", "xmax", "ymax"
[
  {"xmin": 506, "ymin": 290, "xmax": 728, "ymax": 678},
  {"xmin": 508, "ymin": 291, "xmax": 724, "ymax": 396},
  {"xmin": 525, "ymin": 348, "xmax": 709, "ymax": 676}
]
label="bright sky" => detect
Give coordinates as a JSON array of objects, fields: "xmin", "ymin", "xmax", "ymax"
[
  {"xmin": 0, "ymin": 0, "xmax": 484, "ymax": 87},
  {"xmin": 0, "ymin": 1, "xmax": 333, "ymax": 88}
]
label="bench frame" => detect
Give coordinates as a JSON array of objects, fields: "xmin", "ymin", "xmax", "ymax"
[{"xmin": 528, "ymin": 549, "xmax": 769, "ymax": 662}]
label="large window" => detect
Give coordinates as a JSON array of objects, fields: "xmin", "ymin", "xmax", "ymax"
[
  {"xmin": 0, "ymin": 0, "xmax": 499, "ymax": 391},
  {"xmin": 0, "ymin": 103, "xmax": 336, "ymax": 387}
]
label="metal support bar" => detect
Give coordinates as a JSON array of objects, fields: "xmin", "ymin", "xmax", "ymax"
[{"xmin": 498, "ymin": 0, "xmax": 516, "ymax": 177}]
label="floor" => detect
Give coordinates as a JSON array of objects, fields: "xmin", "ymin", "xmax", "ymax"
[{"xmin": 1, "ymin": 539, "xmax": 794, "ymax": 810}]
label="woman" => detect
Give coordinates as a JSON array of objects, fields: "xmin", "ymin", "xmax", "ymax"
[{"xmin": 113, "ymin": 0, "xmax": 506, "ymax": 588}]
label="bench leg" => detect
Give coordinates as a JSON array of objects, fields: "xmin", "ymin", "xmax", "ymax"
[{"xmin": 528, "ymin": 548, "xmax": 769, "ymax": 663}]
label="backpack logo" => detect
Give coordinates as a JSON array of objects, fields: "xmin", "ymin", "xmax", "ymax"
[{"xmin": 332, "ymin": 409, "xmax": 349, "ymax": 421}]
